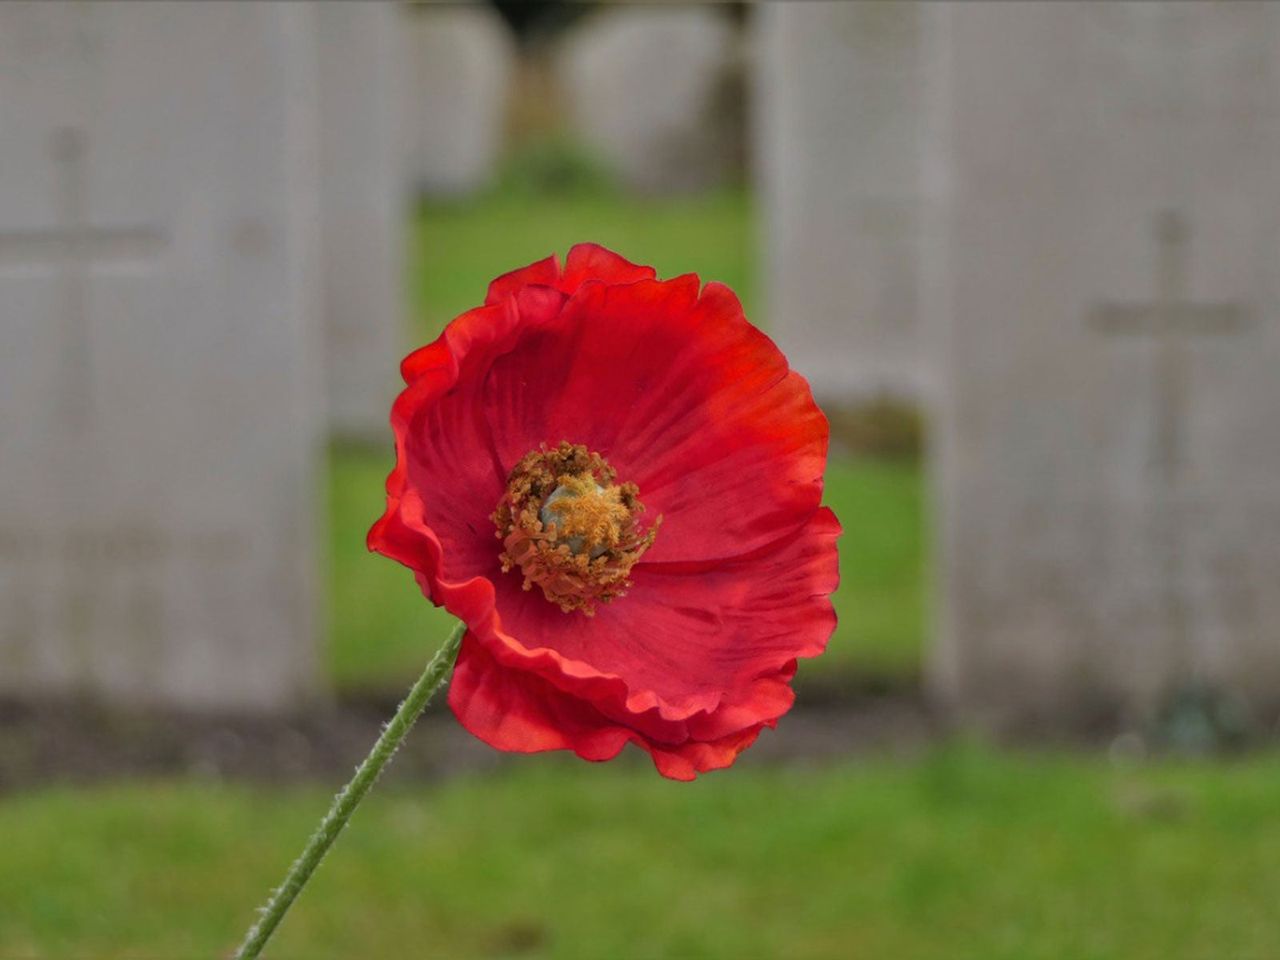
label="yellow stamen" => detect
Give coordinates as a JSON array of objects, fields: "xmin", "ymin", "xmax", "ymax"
[{"xmin": 491, "ymin": 442, "xmax": 660, "ymax": 615}]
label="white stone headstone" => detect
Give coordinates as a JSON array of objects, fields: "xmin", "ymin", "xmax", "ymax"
[
  {"xmin": 0, "ymin": 2, "xmax": 322, "ymax": 711},
  {"xmin": 928, "ymin": 2, "xmax": 1280, "ymax": 730},
  {"xmin": 558, "ymin": 6, "xmax": 737, "ymax": 193},
  {"xmin": 317, "ymin": 1, "xmax": 404, "ymax": 440},
  {"xmin": 756, "ymin": 0, "xmax": 928, "ymax": 404},
  {"xmin": 403, "ymin": 4, "xmax": 514, "ymax": 197}
]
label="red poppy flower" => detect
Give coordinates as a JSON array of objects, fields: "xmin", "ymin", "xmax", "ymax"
[{"xmin": 369, "ymin": 244, "xmax": 840, "ymax": 780}]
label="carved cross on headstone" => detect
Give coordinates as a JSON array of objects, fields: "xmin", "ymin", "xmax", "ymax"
[
  {"xmin": 1090, "ymin": 210, "xmax": 1250, "ymax": 484},
  {"xmin": 0, "ymin": 127, "xmax": 165, "ymax": 428},
  {"xmin": 1090, "ymin": 210, "xmax": 1252, "ymax": 686}
]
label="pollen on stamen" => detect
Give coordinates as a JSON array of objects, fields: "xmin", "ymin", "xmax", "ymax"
[
  {"xmin": 541, "ymin": 475, "xmax": 630, "ymax": 557},
  {"xmin": 492, "ymin": 441, "xmax": 660, "ymax": 615}
]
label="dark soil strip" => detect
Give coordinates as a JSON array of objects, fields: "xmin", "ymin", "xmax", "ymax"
[{"xmin": 0, "ymin": 689, "xmax": 941, "ymax": 795}]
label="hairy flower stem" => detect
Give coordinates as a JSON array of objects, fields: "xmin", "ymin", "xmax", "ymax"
[{"xmin": 233, "ymin": 621, "xmax": 466, "ymax": 960}]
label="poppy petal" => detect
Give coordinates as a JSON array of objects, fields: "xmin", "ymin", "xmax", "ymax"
[
  {"xmin": 558, "ymin": 242, "xmax": 656, "ymax": 293},
  {"xmin": 479, "ymin": 278, "xmax": 826, "ymax": 564},
  {"xmin": 370, "ymin": 289, "xmax": 565, "ymax": 595},
  {"xmin": 450, "ymin": 633, "xmax": 786, "ymax": 781},
  {"xmin": 472, "ymin": 507, "xmax": 840, "ymax": 721},
  {"xmin": 449, "ymin": 633, "xmax": 632, "ymax": 761},
  {"xmin": 485, "ymin": 254, "xmax": 561, "ymax": 306},
  {"xmin": 481, "ymin": 275, "xmax": 703, "ymax": 474}
]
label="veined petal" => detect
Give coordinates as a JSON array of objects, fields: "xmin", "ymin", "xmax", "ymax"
[{"xmin": 450, "ymin": 636, "xmax": 790, "ymax": 781}]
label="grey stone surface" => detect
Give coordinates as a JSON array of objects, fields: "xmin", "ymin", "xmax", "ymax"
[
  {"xmin": 927, "ymin": 2, "xmax": 1280, "ymax": 731},
  {"xmin": 403, "ymin": 3, "xmax": 514, "ymax": 197},
  {"xmin": 317, "ymin": 1, "xmax": 404, "ymax": 440},
  {"xmin": 0, "ymin": 2, "xmax": 322, "ymax": 711},
  {"xmin": 756, "ymin": 0, "xmax": 929, "ymax": 404},
  {"xmin": 559, "ymin": 5, "xmax": 738, "ymax": 193}
]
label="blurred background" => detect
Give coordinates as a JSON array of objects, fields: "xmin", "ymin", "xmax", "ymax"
[{"xmin": 2, "ymin": 1, "xmax": 1279, "ymax": 957}]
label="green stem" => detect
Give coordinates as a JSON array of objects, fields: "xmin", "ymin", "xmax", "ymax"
[{"xmin": 233, "ymin": 620, "xmax": 466, "ymax": 960}]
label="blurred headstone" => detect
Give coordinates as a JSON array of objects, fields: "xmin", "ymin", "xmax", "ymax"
[
  {"xmin": 558, "ymin": 6, "xmax": 739, "ymax": 193},
  {"xmin": 403, "ymin": 3, "xmax": 514, "ymax": 197},
  {"xmin": 0, "ymin": 2, "xmax": 322, "ymax": 711},
  {"xmin": 756, "ymin": 1, "xmax": 928, "ymax": 404},
  {"xmin": 317, "ymin": 1, "xmax": 404, "ymax": 440},
  {"xmin": 928, "ymin": 2, "xmax": 1280, "ymax": 731}
]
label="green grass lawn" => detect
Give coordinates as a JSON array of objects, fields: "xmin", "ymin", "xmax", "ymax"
[
  {"xmin": 4, "ymin": 745, "xmax": 1279, "ymax": 959},
  {"xmin": 408, "ymin": 188, "xmax": 758, "ymax": 342},
  {"xmin": 331, "ymin": 190, "xmax": 925, "ymax": 692}
]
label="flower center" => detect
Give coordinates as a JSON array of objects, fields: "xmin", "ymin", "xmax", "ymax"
[{"xmin": 492, "ymin": 441, "xmax": 660, "ymax": 615}]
